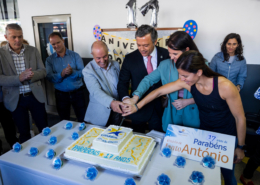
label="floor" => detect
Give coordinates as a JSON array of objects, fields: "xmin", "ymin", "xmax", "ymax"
[{"xmin": 0, "ymin": 114, "xmax": 259, "ymax": 185}]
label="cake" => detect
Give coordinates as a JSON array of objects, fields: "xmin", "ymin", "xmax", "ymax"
[{"xmin": 64, "ymin": 125, "xmax": 155, "ymax": 174}]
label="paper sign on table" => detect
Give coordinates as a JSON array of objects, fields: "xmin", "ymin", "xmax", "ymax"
[{"xmin": 161, "ymin": 125, "xmax": 236, "ymax": 169}]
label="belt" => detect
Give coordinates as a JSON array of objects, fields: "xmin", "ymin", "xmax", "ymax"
[
  {"xmin": 20, "ymin": 92, "xmax": 33, "ymax": 97},
  {"xmin": 55, "ymin": 86, "xmax": 85, "ymax": 95}
]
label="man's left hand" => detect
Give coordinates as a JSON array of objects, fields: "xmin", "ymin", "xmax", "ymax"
[{"xmin": 234, "ymin": 148, "xmax": 245, "ymax": 163}]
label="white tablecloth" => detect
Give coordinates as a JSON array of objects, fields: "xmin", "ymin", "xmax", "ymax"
[{"xmin": 0, "ymin": 120, "xmax": 221, "ymax": 185}]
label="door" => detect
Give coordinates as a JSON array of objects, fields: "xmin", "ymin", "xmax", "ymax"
[{"xmin": 33, "ymin": 14, "xmax": 73, "ymax": 114}]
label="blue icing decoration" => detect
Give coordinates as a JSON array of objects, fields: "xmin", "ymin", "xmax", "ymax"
[
  {"xmin": 52, "ymin": 157, "xmax": 63, "ymax": 170},
  {"xmin": 189, "ymin": 171, "xmax": 204, "ymax": 185},
  {"xmin": 85, "ymin": 166, "xmax": 98, "ymax": 181},
  {"xmin": 48, "ymin": 136, "xmax": 57, "ymax": 145},
  {"xmin": 157, "ymin": 173, "xmax": 171, "ymax": 185},
  {"xmin": 46, "ymin": 149, "xmax": 56, "ymax": 159},
  {"xmin": 174, "ymin": 156, "xmax": 186, "ymax": 168},
  {"xmin": 165, "ymin": 130, "xmax": 176, "ymax": 137},
  {"xmin": 162, "ymin": 147, "xmax": 171, "ymax": 158},
  {"xmin": 13, "ymin": 142, "xmax": 22, "ymax": 153},
  {"xmin": 42, "ymin": 127, "xmax": 51, "ymax": 136},
  {"xmin": 201, "ymin": 156, "xmax": 216, "ymax": 169},
  {"xmin": 28, "ymin": 147, "xmax": 38, "ymax": 157},
  {"xmin": 125, "ymin": 178, "xmax": 136, "ymax": 185}
]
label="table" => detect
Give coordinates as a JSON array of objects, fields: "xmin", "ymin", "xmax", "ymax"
[{"xmin": 0, "ymin": 121, "xmax": 221, "ymax": 185}]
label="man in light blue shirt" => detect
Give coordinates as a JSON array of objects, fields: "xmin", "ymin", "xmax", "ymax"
[{"xmin": 46, "ymin": 32, "xmax": 86, "ymax": 122}]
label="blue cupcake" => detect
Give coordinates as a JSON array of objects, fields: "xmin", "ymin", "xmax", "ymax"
[
  {"xmin": 85, "ymin": 166, "xmax": 98, "ymax": 181},
  {"xmin": 12, "ymin": 142, "xmax": 22, "ymax": 153}
]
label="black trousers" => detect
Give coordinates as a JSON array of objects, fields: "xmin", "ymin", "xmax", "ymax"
[
  {"xmin": 0, "ymin": 102, "xmax": 18, "ymax": 147},
  {"xmin": 55, "ymin": 88, "xmax": 86, "ymax": 123},
  {"xmin": 11, "ymin": 94, "xmax": 48, "ymax": 143},
  {"xmin": 131, "ymin": 108, "xmax": 163, "ymax": 133},
  {"xmin": 243, "ymin": 135, "xmax": 260, "ymax": 179}
]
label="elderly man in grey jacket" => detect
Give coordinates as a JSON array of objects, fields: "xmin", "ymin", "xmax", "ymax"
[
  {"xmin": 83, "ymin": 41, "xmax": 125, "ymax": 126},
  {"xmin": 0, "ymin": 24, "xmax": 47, "ymax": 143}
]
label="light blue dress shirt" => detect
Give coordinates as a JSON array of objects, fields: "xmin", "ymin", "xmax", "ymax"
[{"xmin": 46, "ymin": 49, "xmax": 84, "ymax": 92}]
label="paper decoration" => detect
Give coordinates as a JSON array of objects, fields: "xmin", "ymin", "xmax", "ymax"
[
  {"xmin": 93, "ymin": 25, "xmax": 102, "ymax": 41},
  {"xmin": 183, "ymin": 20, "xmax": 198, "ymax": 40}
]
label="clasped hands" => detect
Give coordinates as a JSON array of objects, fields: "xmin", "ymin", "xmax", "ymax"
[
  {"xmin": 110, "ymin": 97, "xmax": 138, "ymax": 115},
  {"xmin": 61, "ymin": 64, "xmax": 73, "ymax": 77},
  {"xmin": 19, "ymin": 68, "xmax": 34, "ymax": 82}
]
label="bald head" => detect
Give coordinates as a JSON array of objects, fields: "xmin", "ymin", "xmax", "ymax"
[
  {"xmin": 91, "ymin": 41, "xmax": 109, "ymax": 69},
  {"xmin": 91, "ymin": 41, "xmax": 108, "ymax": 54}
]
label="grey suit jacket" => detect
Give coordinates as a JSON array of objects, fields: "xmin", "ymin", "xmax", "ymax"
[
  {"xmin": 83, "ymin": 59, "xmax": 120, "ymax": 126},
  {"xmin": 0, "ymin": 44, "xmax": 46, "ymax": 112}
]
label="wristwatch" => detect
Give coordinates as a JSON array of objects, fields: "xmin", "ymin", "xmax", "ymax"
[{"xmin": 237, "ymin": 145, "xmax": 247, "ymax": 150}]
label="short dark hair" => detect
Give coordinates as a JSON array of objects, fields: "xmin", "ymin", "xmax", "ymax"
[
  {"xmin": 48, "ymin": 32, "xmax": 63, "ymax": 41},
  {"xmin": 5, "ymin": 24, "xmax": 22, "ymax": 35},
  {"xmin": 135, "ymin": 24, "xmax": 157, "ymax": 43}
]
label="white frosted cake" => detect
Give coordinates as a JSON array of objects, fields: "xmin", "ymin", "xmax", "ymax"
[{"xmin": 64, "ymin": 125, "xmax": 155, "ymax": 174}]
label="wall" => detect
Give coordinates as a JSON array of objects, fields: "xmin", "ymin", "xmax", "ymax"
[
  {"xmin": 17, "ymin": 0, "xmax": 260, "ymax": 113},
  {"xmin": 18, "ymin": 0, "xmax": 260, "ymax": 64}
]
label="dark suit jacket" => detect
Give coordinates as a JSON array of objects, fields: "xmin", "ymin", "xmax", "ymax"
[{"xmin": 117, "ymin": 46, "xmax": 169, "ymax": 122}]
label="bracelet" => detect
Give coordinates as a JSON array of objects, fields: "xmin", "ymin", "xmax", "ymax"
[{"xmin": 134, "ymin": 104, "xmax": 139, "ymax": 111}]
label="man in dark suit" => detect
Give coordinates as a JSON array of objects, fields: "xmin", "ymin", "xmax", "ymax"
[{"xmin": 117, "ymin": 25, "xmax": 169, "ymax": 133}]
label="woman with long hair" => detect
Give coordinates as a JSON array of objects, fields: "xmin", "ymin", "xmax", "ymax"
[
  {"xmin": 123, "ymin": 51, "xmax": 246, "ymax": 185},
  {"xmin": 124, "ymin": 31, "xmax": 200, "ymax": 131},
  {"xmin": 210, "ymin": 33, "xmax": 247, "ymax": 92}
]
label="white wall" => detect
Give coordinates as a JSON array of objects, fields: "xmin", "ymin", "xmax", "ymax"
[{"xmin": 18, "ymin": 0, "xmax": 260, "ymax": 64}]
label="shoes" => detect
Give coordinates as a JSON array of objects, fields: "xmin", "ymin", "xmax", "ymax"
[{"xmin": 240, "ymin": 174, "xmax": 254, "ymax": 185}]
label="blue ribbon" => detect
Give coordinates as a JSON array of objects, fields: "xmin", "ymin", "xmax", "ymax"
[
  {"xmin": 85, "ymin": 166, "xmax": 98, "ymax": 181},
  {"xmin": 79, "ymin": 123, "xmax": 86, "ymax": 131},
  {"xmin": 157, "ymin": 173, "xmax": 171, "ymax": 185},
  {"xmin": 162, "ymin": 147, "xmax": 172, "ymax": 158},
  {"xmin": 28, "ymin": 147, "xmax": 38, "ymax": 157},
  {"xmin": 42, "ymin": 127, "xmax": 51, "ymax": 136},
  {"xmin": 48, "ymin": 136, "xmax": 57, "ymax": 145},
  {"xmin": 125, "ymin": 178, "xmax": 136, "ymax": 185},
  {"xmin": 52, "ymin": 157, "xmax": 63, "ymax": 170},
  {"xmin": 64, "ymin": 122, "xmax": 73, "ymax": 130},
  {"xmin": 71, "ymin": 132, "xmax": 79, "ymax": 140},
  {"xmin": 13, "ymin": 142, "xmax": 22, "ymax": 153},
  {"xmin": 189, "ymin": 171, "xmax": 204, "ymax": 184},
  {"xmin": 201, "ymin": 156, "xmax": 216, "ymax": 169},
  {"xmin": 174, "ymin": 156, "xmax": 186, "ymax": 168},
  {"xmin": 46, "ymin": 149, "xmax": 56, "ymax": 159}
]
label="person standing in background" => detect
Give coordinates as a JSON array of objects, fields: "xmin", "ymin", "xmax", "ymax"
[
  {"xmin": 46, "ymin": 32, "xmax": 86, "ymax": 122},
  {"xmin": 0, "ymin": 24, "xmax": 47, "ymax": 143},
  {"xmin": 210, "ymin": 33, "xmax": 247, "ymax": 92}
]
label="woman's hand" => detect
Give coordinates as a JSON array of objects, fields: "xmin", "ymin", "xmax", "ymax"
[
  {"xmin": 122, "ymin": 104, "xmax": 138, "ymax": 116},
  {"xmin": 234, "ymin": 148, "xmax": 245, "ymax": 163},
  {"xmin": 172, "ymin": 99, "xmax": 189, "ymax": 110}
]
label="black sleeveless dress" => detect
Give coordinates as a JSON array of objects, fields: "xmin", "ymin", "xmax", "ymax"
[{"xmin": 190, "ymin": 77, "xmax": 237, "ymax": 136}]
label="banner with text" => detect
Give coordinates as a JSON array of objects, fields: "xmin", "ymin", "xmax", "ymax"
[{"xmin": 161, "ymin": 125, "xmax": 236, "ymax": 169}]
